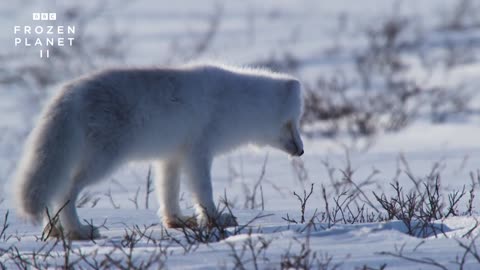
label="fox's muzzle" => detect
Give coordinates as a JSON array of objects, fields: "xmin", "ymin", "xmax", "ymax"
[
  {"xmin": 292, "ymin": 144, "xmax": 304, "ymax": 156},
  {"xmin": 284, "ymin": 140, "xmax": 304, "ymax": 157}
]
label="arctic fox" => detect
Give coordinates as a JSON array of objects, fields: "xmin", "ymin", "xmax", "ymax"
[{"xmin": 14, "ymin": 62, "xmax": 304, "ymax": 240}]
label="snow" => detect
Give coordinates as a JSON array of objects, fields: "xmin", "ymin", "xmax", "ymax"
[
  {"xmin": 1, "ymin": 209, "xmax": 479, "ymax": 269},
  {"xmin": 1, "ymin": 0, "xmax": 480, "ymax": 269}
]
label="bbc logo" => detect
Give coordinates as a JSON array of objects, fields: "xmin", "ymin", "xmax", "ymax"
[{"xmin": 32, "ymin": 13, "xmax": 56, "ymax": 21}]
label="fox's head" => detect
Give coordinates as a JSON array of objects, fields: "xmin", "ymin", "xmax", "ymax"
[
  {"xmin": 259, "ymin": 79, "xmax": 304, "ymax": 157},
  {"xmin": 276, "ymin": 119, "xmax": 304, "ymax": 157}
]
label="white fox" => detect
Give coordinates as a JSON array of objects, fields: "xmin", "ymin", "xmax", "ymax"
[{"xmin": 13, "ymin": 62, "xmax": 304, "ymax": 240}]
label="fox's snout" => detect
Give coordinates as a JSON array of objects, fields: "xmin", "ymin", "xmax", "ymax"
[
  {"xmin": 291, "ymin": 141, "xmax": 304, "ymax": 157},
  {"xmin": 283, "ymin": 139, "xmax": 304, "ymax": 157},
  {"xmin": 279, "ymin": 122, "xmax": 304, "ymax": 157}
]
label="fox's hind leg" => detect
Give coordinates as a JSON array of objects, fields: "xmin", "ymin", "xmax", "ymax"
[
  {"xmin": 46, "ymin": 153, "xmax": 117, "ymax": 240},
  {"xmin": 45, "ymin": 181, "xmax": 100, "ymax": 240},
  {"xmin": 156, "ymin": 160, "xmax": 196, "ymax": 228}
]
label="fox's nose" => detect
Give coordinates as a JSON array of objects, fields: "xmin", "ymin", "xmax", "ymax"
[{"xmin": 292, "ymin": 147, "xmax": 303, "ymax": 156}]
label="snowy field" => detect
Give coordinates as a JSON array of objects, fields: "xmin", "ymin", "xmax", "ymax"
[{"xmin": 1, "ymin": 0, "xmax": 480, "ymax": 269}]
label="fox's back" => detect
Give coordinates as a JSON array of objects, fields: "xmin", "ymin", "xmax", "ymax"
[{"xmin": 61, "ymin": 68, "xmax": 209, "ymax": 158}]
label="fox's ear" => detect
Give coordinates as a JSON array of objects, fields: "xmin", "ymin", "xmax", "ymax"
[
  {"xmin": 285, "ymin": 79, "xmax": 301, "ymax": 93},
  {"xmin": 283, "ymin": 79, "xmax": 301, "ymax": 102},
  {"xmin": 282, "ymin": 79, "xmax": 304, "ymax": 116}
]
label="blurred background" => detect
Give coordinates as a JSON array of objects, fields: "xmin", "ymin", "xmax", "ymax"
[{"xmin": 1, "ymin": 0, "xmax": 480, "ymax": 209}]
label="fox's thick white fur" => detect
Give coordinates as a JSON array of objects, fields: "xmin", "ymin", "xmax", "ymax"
[{"xmin": 13, "ymin": 62, "xmax": 304, "ymax": 239}]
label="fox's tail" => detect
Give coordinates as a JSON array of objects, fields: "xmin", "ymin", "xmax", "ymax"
[{"xmin": 14, "ymin": 90, "xmax": 80, "ymax": 223}]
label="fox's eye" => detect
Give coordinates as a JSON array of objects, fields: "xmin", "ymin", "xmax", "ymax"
[{"xmin": 284, "ymin": 121, "xmax": 293, "ymax": 132}]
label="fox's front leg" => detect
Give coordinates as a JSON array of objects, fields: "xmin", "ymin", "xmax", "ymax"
[
  {"xmin": 184, "ymin": 152, "xmax": 237, "ymax": 227},
  {"xmin": 155, "ymin": 160, "xmax": 197, "ymax": 228}
]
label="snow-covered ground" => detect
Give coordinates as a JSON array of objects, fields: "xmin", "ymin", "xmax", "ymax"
[{"xmin": 1, "ymin": 0, "xmax": 480, "ymax": 269}]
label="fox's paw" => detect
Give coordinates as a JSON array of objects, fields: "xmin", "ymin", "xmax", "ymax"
[
  {"xmin": 198, "ymin": 212, "xmax": 238, "ymax": 228},
  {"xmin": 42, "ymin": 222, "xmax": 60, "ymax": 239},
  {"xmin": 163, "ymin": 215, "xmax": 198, "ymax": 228},
  {"xmin": 45, "ymin": 224, "xmax": 100, "ymax": 240},
  {"xmin": 68, "ymin": 224, "xmax": 101, "ymax": 240}
]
